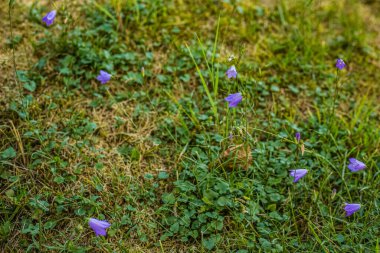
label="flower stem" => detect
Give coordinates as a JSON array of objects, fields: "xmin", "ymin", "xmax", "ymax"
[{"xmin": 328, "ymin": 69, "xmax": 340, "ymax": 132}]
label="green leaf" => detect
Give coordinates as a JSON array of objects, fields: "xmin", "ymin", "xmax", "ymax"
[
  {"xmin": 289, "ymin": 84, "xmax": 300, "ymax": 94},
  {"xmin": 126, "ymin": 205, "xmax": 136, "ymax": 211},
  {"xmin": 5, "ymin": 189, "xmax": 14, "ymax": 198},
  {"xmin": 9, "ymin": 0, "xmax": 16, "ymax": 8},
  {"xmin": 268, "ymin": 177, "xmax": 282, "ymax": 185},
  {"xmin": 336, "ymin": 234, "xmax": 345, "ymax": 243},
  {"xmin": 131, "ymin": 147, "xmax": 140, "ymax": 161},
  {"xmin": 269, "ymin": 211, "xmax": 283, "ymax": 221},
  {"xmin": 203, "ymin": 189, "xmax": 219, "ymax": 203},
  {"xmin": 267, "ymin": 203, "xmax": 276, "ymax": 211},
  {"xmin": 270, "ymin": 85, "xmax": 280, "ymax": 92},
  {"xmin": 202, "ymin": 234, "xmax": 221, "ymax": 250},
  {"xmin": 157, "ymin": 74, "xmax": 168, "ymax": 83},
  {"xmin": 144, "ymin": 173, "xmax": 154, "ymax": 180},
  {"xmin": 158, "ymin": 171, "xmax": 169, "ymax": 180},
  {"xmin": 216, "ymin": 196, "xmax": 230, "ymax": 207},
  {"xmin": 75, "ymin": 208, "xmax": 86, "ymax": 216},
  {"xmin": 269, "ymin": 193, "xmax": 282, "ymax": 202},
  {"xmin": 214, "ymin": 181, "xmax": 229, "ymax": 194},
  {"xmin": 85, "ymin": 122, "xmax": 97, "ymax": 132},
  {"xmin": 59, "ymin": 67, "xmax": 71, "ymax": 75},
  {"xmin": 53, "ymin": 176, "xmax": 65, "ymax": 184},
  {"xmin": 95, "ymin": 163, "xmax": 104, "ymax": 170},
  {"xmin": 43, "ymin": 221, "xmax": 57, "ymax": 230},
  {"xmin": 162, "ymin": 193, "xmax": 176, "ymax": 205},
  {"xmin": 179, "ymin": 74, "xmax": 190, "ymax": 82},
  {"xmin": 1, "ymin": 147, "xmax": 16, "ymax": 159},
  {"xmin": 174, "ymin": 180, "xmax": 196, "ymax": 192},
  {"xmin": 23, "ymin": 81, "xmax": 36, "ymax": 92},
  {"xmin": 159, "ymin": 232, "xmax": 173, "ymax": 241},
  {"xmin": 0, "ymin": 221, "xmax": 11, "ymax": 238},
  {"xmin": 169, "ymin": 222, "xmax": 179, "ymax": 233},
  {"xmin": 95, "ymin": 184, "xmax": 103, "ymax": 191},
  {"xmin": 21, "ymin": 223, "xmax": 39, "ymax": 236},
  {"xmin": 259, "ymin": 238, "xmax": 272, "ymax": 249}
]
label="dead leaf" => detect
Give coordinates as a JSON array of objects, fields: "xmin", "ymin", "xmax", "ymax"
[{"xmin": 220, "ymin": 144, "xmax": 252, "ymax": 170}]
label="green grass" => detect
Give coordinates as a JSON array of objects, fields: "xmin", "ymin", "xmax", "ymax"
[{"xmin": 1, "ymin": 0, "xmax": 380, "ymax": 252}]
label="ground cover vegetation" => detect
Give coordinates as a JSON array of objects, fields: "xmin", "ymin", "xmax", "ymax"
[{"xmin": 1, "ymin": 0, "xmax": 380, "ymax": 252}]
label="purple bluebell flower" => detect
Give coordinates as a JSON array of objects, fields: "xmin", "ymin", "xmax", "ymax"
[
  {"xmin": 344, "ymin": 203, "xmax": 361, "ymax": 217},
  {"xmin": 226, "ymin": 66, "xmax": 237, "ymax": 79},
  {"xmin": 347, "ymin": 158, "xmax": 366, "ymax": 172},
  {"xmin": 295, "ymin": 132, "xmax": 301, "ymax": 142},
  {"xmin": 289, "ymin": 169, "xmax": 308, "ymax": 183},
  {"xmin": 42, "ymin": 10, "xmax": 57, "ymax": 26},
  {"xmin": 89, "ymin": 218, "xmax": 111, "ymax": 236},
  {"xmin": 97, "ymin": 70, "xmax": 111, "ymax": 84},
  {"xmin": 225, "ymin": 93, "xmax": 242, "ymax": 108},
  {"xmin": 336, "ymin": 58, "xmax": 346, "ymax": 70}
]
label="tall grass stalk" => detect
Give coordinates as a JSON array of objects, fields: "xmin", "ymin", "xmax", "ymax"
[
  {"xmin": 186, "ymin": 16, "xmax": 221, "ymax": 125},
  {"xmin": 8, "ymin": 0, "xmax": 20, "ymax": 93}
]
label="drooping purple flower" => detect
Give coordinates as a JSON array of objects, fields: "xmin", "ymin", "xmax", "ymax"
[
  {"xmin": 335, "ymin": 58, "xmax": 346, "ymax": 70},
  {"xmin": 344, "ymin": 203, "xmax": 361, "ymax": 217},
  {"xmin": 289, "ymin": 169, "xmax": 308, "ymax": 183},
  {"xmin": 226, "ymin": 66, "xmax": 237, "ymax": 79},
  {"xmin": 89, "ymin": 218, "xmax": 111, "ymax": 236},
  {"xmin": 225, "ymin": 93, "xmax": 242, "ymax": 108},
  {"xmin": 347, "ymin": 158, "xmax": 366, "ymax": 172},
  {"xmin": 96, "ymin": 70, "xmax": 111, "ymax": 84},
  {"xmin": 42, "ymin": 10, "xmax": 57, "ymax": 26},
  {"xmin": 295, "ymin": 132, "xmax": 301, "ymax": 142}
]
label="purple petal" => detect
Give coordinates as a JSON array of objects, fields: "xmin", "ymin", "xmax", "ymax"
[
  {"xmin": 228, "ymin": 100, "xmax": 239, "ymax": 108},
  {"xmin": 42, "ymin": 10, "xmax": 57, "ymax": 26},
  {"xmin": 89, "ymin": 218, "xmax": 111, "ymax": 236},
  {"xmin": 46, "ymin": 20, "xmax": 54, "ymax": 26},
  {"xmin": 47, "ymin": 10, "xmax": 57, "ymax": 19},
  {"xmin": 225, "ymin": 93, "xmax": 242, "ymax": 108},
  {"xmin": 348, "ymin": 158, "xmax": 357, "ymax": 163},
  {"xmin": 347, "ymin": 158, "xmax": 366, "ymax": 172},
  {"xmin": 335, "ymin": 58, "xmax": 346, "ymax": 70},
  {"xmin": 295, "ymin": 132, "xmax": 301, "ymax": 142},
  {"xmin": 224, "ymin": 94, "xmax": 235, "ymax": 102},
  {"xmin": 100, "ymin": 70, "xmax": 110, "ymax": 77},
  {"xmin": 344, "ymin": 203, "xmax": 361, "ymax": 217},
  {"xmin": 289, "ymin": 169, "xmax": 308, "ymax": 183},
  {"xmin": 96, "ymin": 70, "xmax": 111, "ymax": 84},
  {"xmin": 226, "ymin": 66, "xmax": 237, "ymax": 79}
]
